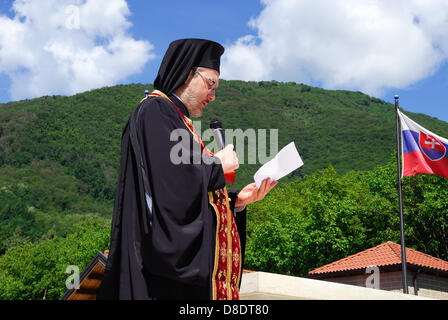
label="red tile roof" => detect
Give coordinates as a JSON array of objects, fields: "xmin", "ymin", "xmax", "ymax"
[{"xmin": 308, "ymin": 241, "xmax": 448, "ymax": 275}]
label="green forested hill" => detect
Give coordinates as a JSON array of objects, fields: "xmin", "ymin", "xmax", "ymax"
[
  {"xmin": 1, "ymin": 80, "xmax": 448, "ymax": 299},
  {"xmin": 3, "ymin": 81, "xmax": 448, "ymax": 191},
  {"xmin": 2, "ymin": 80, "xmax": 448, "ymax": 252},
  {"xmin": 208, "ymin": 81, "xmax": 448, "ymax": 186}
]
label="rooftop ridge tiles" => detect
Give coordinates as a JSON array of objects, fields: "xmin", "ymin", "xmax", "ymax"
[
  {"xmin": 309, "ymin": 242, "xmax": 393, "ymax": 274},
  {"xmin": 308, "ymin": 241, "xmax": 448, "ymax": 275}
]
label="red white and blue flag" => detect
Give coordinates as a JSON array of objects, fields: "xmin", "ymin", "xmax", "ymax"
[{"xmin": 399, "ymin": 109, "xmax": 448, "ymax": 178}]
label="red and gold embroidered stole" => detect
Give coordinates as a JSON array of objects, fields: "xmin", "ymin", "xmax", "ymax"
[
  {"xmin": 208, "ymin": 188, "xmax": 242, "ymax": 300},
  {"xmin": 144, "ymin": 90, "xmax": 242, "ymax": 300}
]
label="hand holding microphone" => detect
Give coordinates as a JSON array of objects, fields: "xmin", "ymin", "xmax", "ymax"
[
  {"xmin": 215, "ymin": 144, "xmax": 239, "ymax": 173},
  {"xmin": 210, "ymin": 119, "xmax": 239, "ymax": 174}
]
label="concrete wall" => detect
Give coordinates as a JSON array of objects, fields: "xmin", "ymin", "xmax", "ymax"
[
  {"xmin": 239, "ymin": 271, "xmax": 435, "ymax": 300},
  {"xmin": 321, "ymin": 271, "xmax": 448, "ymax": 300}
]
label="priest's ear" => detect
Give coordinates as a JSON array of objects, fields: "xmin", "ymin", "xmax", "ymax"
[{"xmin": 185, "ymin": 69, "xmax": 196, "ymax": 84}]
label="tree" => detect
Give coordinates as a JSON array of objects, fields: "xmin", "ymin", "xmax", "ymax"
[
  {"xmin": 244, "ymin": 160, "xmax": 446, "ymax": 277},
  {"xmin": 0, "ymin": 219, "xmax": 110, "ymax": 300}
]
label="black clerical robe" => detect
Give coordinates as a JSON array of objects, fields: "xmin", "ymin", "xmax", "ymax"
[{"xmin": 97, "ymin": 93, "xmax": 246, "ymax": 300}]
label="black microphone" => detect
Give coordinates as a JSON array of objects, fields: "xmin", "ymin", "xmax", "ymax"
[{"xmin": 210, "ymin": 119, "xmax": 226, "ymax": 150}]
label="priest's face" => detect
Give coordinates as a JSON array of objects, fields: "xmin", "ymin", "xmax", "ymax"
[{"xmin": 183, "ymin": 67, "xmax": 219, "ymax": 117}]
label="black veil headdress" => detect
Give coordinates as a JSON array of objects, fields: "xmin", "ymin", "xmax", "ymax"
[{"xmin": 154, "ymin": 39, "xmax": 225, "ymax": 95}]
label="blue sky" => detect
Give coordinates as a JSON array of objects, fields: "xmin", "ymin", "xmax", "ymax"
[
  {"xmin": 121, "ymin": 0, "xmax": 264, "ymax": 86},
  {"xmin": 0, "ymin": 0, "xmax": 448, "ymax": 123},
  {"xmin": 387, "ymin": 61, "xmax": 448, "ymax": 122}
]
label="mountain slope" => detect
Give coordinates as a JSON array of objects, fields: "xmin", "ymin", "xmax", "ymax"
[
  {"xmin": 2, "ymin": 81, "xmax": 448, "ymax": 250},
  {"xmin": 3, "ymin": 81, "xmax": 448, "ymax": 192}
]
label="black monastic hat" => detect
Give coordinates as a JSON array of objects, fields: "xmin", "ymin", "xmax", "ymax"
[{"xmin": 154, "ymin": 38, "xmax": 225, "ymax": 95}]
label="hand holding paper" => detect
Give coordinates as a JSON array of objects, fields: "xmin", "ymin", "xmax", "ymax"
[
  {"xmin": 254, "ymin": 142, "xmax": 303, "ymax": 188},
  {"xmin": 235, "ymin": 142, "xmax": 303, "ymax": 208},
  {"xmin": 235, "ymin": 178, "xmax": 278, "ymax": 208}
]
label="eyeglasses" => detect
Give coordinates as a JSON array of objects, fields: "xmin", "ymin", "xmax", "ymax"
[{"xmin": 195, "ymin": 70, "xmax": 217, "ymax": 94}]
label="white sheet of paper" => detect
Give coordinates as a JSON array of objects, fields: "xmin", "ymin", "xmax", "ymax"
[{"xmin": 254, "ymin": 142, "xmax": 304, "ymax": 188}]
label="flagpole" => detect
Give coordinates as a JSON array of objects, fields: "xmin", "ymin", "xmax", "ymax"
[{"xmin": 394, "ymin": 95, "xmax": 409, "ymax": 294}]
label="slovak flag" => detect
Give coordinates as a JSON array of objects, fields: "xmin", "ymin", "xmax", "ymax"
[{"xmin": 399, "ymin": 109, "xmax": 448, "ymax": 178}]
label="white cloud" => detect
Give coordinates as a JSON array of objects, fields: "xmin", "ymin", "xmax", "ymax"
[
  {"xmin": 221, "ymin": 0, "xmax": 448, "ymax": 96},
  {"xmin": 0, "ymin": 0, "xmax": 154, "ymax": 100}
]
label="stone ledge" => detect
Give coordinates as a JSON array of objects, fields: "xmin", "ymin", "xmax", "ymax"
[{"xmin": 239, "ymin": 271, "xmax": 434, "ymax": 300}]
